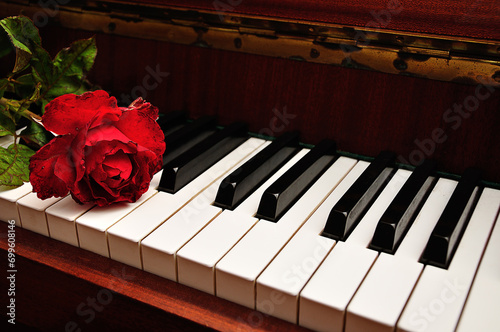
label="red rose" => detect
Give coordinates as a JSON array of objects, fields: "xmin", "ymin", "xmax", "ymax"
[{"xmin": 29, "ymin": 90, "xmax": 165, "ymax": 206}]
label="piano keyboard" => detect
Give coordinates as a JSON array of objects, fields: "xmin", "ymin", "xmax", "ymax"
[{"xmin": 1, "ymin": 116, "xmax": 499, "ymax": 332}]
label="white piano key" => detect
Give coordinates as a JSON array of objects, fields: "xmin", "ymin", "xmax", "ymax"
[
  {"xmin": 141, "ymin": 150, "xmax": 252, "ymax": 281},
  {"xmin": 142, "ymin": 142, "xmax": 293, "ymax": 281},
  {"xmin": 259, "ymin": 166, "xmax": 407, "ymax": 323},
  {"xmin": 49, "ymin": 169, "xmax": 162, "ymax": 251},
  {"xmin": 255, "ymin": 161, "xmax": 364, "ymax": 321},
  {"xmin": 0, "ymin": 135, "xmax": 13, "ymax": 148},
  {"xmin": 296, "ymin": 168, "xmax": 408, "ymax": 330},
  {"xmin": 17, "ymin": 192, "xmax": 65, "ymax": 236},
  {"xmin": 0, "ymin": 136, "xmax": 14, "ymax": 148},
  {"xmin": 299, "ymin": 242, "xmax": 376, "ymax": 332},
  {"xmin": 149, "ymin": 169, "xmax": 163, "ymax": 189},
  {"xmin": 344, "ymin": 178, "xmax": 457, "ymax": 332},
  {"xmin": 174, "ymin": 149, "xmax": 309, "ymax": 291},
  {"xmin": 45, "ymin": 196, "xmax": 94, "ymax": 246},
  {"xmin": 108, "ymin": 192, "xmax": 184, "ymax": 268},
  {"xmin": 299, "ymin": 178, "xmax": 455, "ymax": 332},
  {"xmin": 76, "ymin": 188, "xmax": 157, "ymax": 257},
  {"xmin": 215, "ymin": 156, "xmax": 357, "ymax": 309},
  {"xmin": 106, "ymin": 138, "xmax": 266, "ymax": 269},
  {"xmin": 0, "ymin": 183, "xmax": 33, "ymax": 226},
  {"xmin": 0, "ymin": 128, "xmax": 25, "ymax": 148},
  {"xmin": 456, "ymin": 202, "xmax": 500, "ymax": 332},
  {"xmin": 347, "ymin": 254, "xmax": 423, "ymax": 332},
  {"xmin": 74, "ymin": 169, "xmax": 165, "ymax": 256},
  {"xmin": 398, "ymin": 188, "xmax": 500, "ymax": 332},
  {"xmin": 177, "ymin": 209, "xmax": 258, "ymax": 293},
  {"xmin": 142, "ymin": 204, "xmax": 222, "ymax": 281}
]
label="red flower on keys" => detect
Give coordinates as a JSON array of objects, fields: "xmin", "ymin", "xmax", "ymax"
[{"xmin": 29, "ymin": 90, "xmax": 165, "ymax": 206}]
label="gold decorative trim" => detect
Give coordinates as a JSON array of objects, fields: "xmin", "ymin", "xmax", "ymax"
[{"xmin": 2, "ymin": 0, "xmax": 499, "ymax": 86}]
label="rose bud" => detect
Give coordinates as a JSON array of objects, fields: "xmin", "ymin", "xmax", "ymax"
[{"xmin": 29, "ymin": 90, "xmax": 166, "ymax": 206}]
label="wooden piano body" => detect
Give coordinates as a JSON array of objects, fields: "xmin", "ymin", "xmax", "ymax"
[{"xmin": 0, "ymin": 0, "xmax": 499, "ymax": 330}]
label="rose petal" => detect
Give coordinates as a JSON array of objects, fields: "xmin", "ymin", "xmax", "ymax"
[
  {"xmin": 88, "ymin": 177, "xmax": 120, "ymax": 205},
  {"xmin": 102, "ymin": 165, "xmax": 120, "ymax": 177},
  {"xmin": 114, "ymin": 108, "xmax": 165, "ymax": 157},
  {"xmin": 85, "ymin": 149, "xmax": 137, "ymax": 202},
  {"xmin": 54, "ymin": 128, "xmax": 90, "ymax": 187},
  {"xmin": 96, "ymin": 152, "xmax": 153, "ymax": 206},
  {"xmin": 103, "ymin": 150, "xmax": 132, "ymax": 180},
  {"xmin": 127, "ymin": 97, "xmax": 159, "ymax": 120},
  {"xmin": 71, "ymin": 177, "xmax": 94, "ymax": 204},
  {"xmin": 104, "ymin": 177, "xmax": 123, "ymax": 189},
  {"xmin": 85, "ymin": 125, "xmax": 145, "ymax": 150},
  {"xmin": 29, "ymin": 135, "xmax": 74, "ymax": 199},
  {"xmin": 42, "ymin": 90, "xmax": 120, "ymax": 136},
  {"xmin": 84, "ymin": 139, "xmax": 138, "ymax": 175},
  {"xmin": 88, "ymin": 106, "xmax": 122, "ymax": 131},
  {"xmin": 89, "ymin": 163, "xmax": 108, "ymax": 183}
]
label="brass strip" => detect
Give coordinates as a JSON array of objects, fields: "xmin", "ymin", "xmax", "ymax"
[{"xmin": 1, "ymin": 1, "xmax": 499, "ymax": 86}]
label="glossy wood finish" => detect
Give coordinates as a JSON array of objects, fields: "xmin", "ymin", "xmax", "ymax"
[
  {"xmin": 34, "ymin": 26, "xmax": 500, "ymax": 183},
  {"xmin": 103, "ymin": 0, "xmax": 500, "ymax": 41},
  {"xmin": 0, "ymin": 222, "xmax": 311, "ymax": 331}
]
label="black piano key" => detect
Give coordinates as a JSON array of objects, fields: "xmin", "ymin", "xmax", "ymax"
[
  {"xmin": 369, "ymin": 160, "xmax": 438, "ymax": 254},
  {"xmin": 162, "ymin": 115, "xmax": 217, "ymax": 165},
  {"xmin": 157, "ymin": 110, "xmax": 187, "ymax": 135},
  {"xmin": 158, "ymin": 122, "xmax": 248, "ymax": 193},
  {"xmin": 213, "ymin": 131, "xmax": 300, "ymax": 210},
  {"xmin": 321, "ymin": 151, "xmax": 396, "ymax": 241},
  {"xmin": 255, "ymin": 139, "xmax": 337, "ymax": 222},
  {"xmin": 420, "ymin": 168, "xmax": 482, "ymax": 269}
]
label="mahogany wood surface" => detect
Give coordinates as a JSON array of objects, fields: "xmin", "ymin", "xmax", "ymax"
[
  {"xmin": 0, "ymin": 222, "xmax": 311, "ymax": 331},
  {"xmin": 104, "ymin": 0, "xmax": 500, "ymax": 41},
  {"xmin": 34, "ymin": 26, "xmax": 500, "ymax": 183}
]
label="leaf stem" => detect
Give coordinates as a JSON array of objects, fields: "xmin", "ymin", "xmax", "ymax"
[
  {"xmin": 23, "ymin": 109, "xmax": 42, "ymax": 122},
  {"xmin": 0, "ymin": 97, "xmax": 16, "ymax": 108}
]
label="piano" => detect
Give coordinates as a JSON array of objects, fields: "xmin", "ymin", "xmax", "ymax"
[{"xmin": 1, "ymin": 1, "xmax": 499, "ymax": 331}]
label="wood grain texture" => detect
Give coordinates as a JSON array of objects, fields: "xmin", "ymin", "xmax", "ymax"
[
  {"xmin": 102, "ymin": 0, "xmax": 500, "ymax": 41},
  {"xmin": 0, "ymin": 222, "xmax": 311, "ymax": 331},
  {"xmin": 36, "ymin": 26, "xmax": 500, "ymax": 183}
]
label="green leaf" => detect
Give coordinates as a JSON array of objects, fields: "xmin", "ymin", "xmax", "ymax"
[
  {"xmin": 44, "ymin": 75, "xmax": 84, "ymax": 100},
  {"xmin": 17, "ymin": 83, "xmax": 42, "ymax": 121},
  {"xmin": 0, "ymin": 143, "xmax": 34, "ymax": 187},
  {"xmin": 13, "ymin": 49, "xmax": 31, "ymax": 73},
  {"xmin": 0, "ymin": 16, "xmax": 41, "ymax": 73},
  {"xmin": 71, "ymin": 79, "xmax": 92, "ymax": 95},
  {"xmin": 20, "ymin": 120, "xmax": 50, "ymax": 148},
  {"xmin": 40, "ymin": 99, "xmax": 50, "ymax": 115},
  {"xmin": 0, "ymin": 16, "xmax": 41, "ymax": 54},
  {"xmin": 12, "ymin": 73, "xmax": 35, "ymax": 100},
  {"xmin": 0, "ymin": 97, "xmax": 19, "ymax": 124},
  {"xmin": 0, "ymin": 107, "xmax": 16, "ymax": 137},
  {"xmin": 53, "ymin": 37, "xmax": 97, "ymax": 80},
  {"xmin": 31, "ymin": 45, "xmax": 54, "ymax": 88},
  {"xmin": 40, "ymin": 37, "xmax": 97, "ymax": 104}
]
